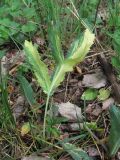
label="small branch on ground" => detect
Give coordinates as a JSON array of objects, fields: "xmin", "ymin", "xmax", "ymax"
[{"xmin": 98, "ymin": 53, "xmax": 120, "ymax": 103}]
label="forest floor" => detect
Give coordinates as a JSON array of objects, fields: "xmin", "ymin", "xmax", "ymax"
[{"xmin": 1, "ymin": 0, "xmax": 120, "ymax": 160}]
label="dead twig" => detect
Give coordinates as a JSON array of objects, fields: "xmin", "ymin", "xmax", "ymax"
[{"xmin": 98, "ymin": 53, "xmax": 120, "ymax": 103}]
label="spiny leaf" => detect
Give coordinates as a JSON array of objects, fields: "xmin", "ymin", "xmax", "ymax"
[
  {"xmin": 49, "ymin": 29, "xmax": 95, "ymax": 94},
  {"xmin": 24, "ymin": 41, "xmax": 51, "ymax": 94},
  {"xmin": 62, "ymin": 143, "xmax": 92, "ymax": 160},
  {"xmin": 108, "ymin": 105, "xmax": 120, "ymax": 157},
  {"xmin": 66, "ymin": 29, "xmax": 95, "ymax": 63}
]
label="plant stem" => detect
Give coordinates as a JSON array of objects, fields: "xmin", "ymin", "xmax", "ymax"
[
  {"xmin": 43, "ymin": 94, "xmax": 50, "ymax": 139},
  {"xmin": 94, "ymin": 0, "xmax": 101, "ymax": 27},
  {"xmin": 84, "ymin": 124, "xmax": 107, "ymax": 152}
]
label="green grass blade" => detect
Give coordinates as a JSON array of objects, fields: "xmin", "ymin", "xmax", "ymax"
[
  {"xmin": 43, "ymin": 0, "xmax": 64, "ymax": 63},
  {"xmin": 18, "ymin": 74, "xmax": 36, "ymax": 106},
  {"xmin": 0, "ymin": 76, "xmax": 15, "ymax": 127},
  {"xmin": 48, "ymin": 23, "xmax": 64, "ymax": 63},
  {"xmin": 108, "ymin": 105, "xmax": 120, "ymax": 157}
]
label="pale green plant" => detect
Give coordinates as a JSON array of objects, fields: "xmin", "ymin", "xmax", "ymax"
[
  {"xmin": 24, "ymin": 29, "xmax": 95, "ymax": 138},
  {"xmin": 23, "ymin": 0, "xmax": 95, "ymax": 138}
]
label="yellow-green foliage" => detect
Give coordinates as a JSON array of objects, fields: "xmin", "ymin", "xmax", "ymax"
[{"xmin": 24, "ymin": 29, "xmax": 95, "ymax": 95}]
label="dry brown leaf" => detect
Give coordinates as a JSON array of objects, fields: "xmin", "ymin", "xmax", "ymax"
[
  {"xmin": 58, "ymin": 102, "xmax": 83, "ymax": 121},
  {"xmin": 22, "ymin": 155, "xmax": 51, "ymax": 160},
  {"xmin": 76, "ymin": 66, "xmax": 82, "ymax": 74},
  {"xmin": 86, "ymin": 104, "xmax": 102, "ymax": 117},
  {"xmin": 33, "ymin": 36, "xmax": 45, "ymax": 46},
  {"xmin": 82, "ymin": 71, "xmax": 107, "ymax": 88},
  {"xmin": 87, "ymin": 147, "xmax": 99, "ymax": 157},
  {"xmin": 91, "ymin": 106, "xmax": 102, "ymax": 117},
  {"xmin": 12, "ymin": 96, "xmax": 25, "ymax": 119},
  {"xmin": 102, "ymin": 97, "xmax": 114, "ymax": 110}
]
